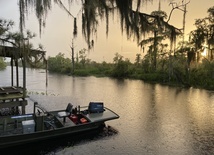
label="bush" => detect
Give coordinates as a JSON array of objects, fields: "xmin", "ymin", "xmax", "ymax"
[
  {"xmin": 140, "ymin": 72, "xmax": 168, "ymax": 82},
  {"xmin": 111, "ymin": 60, "xmax": 131, "ymax": 78},
  {"xmin": 46, "ymin": 52, "xmax": 214, "ymax": 90},
  {"xmin": 48, "ymin": 53, "xmax": 71, "ymax": 74},
  {"xmin": 0, "ymin": 58, "xmax": 6, "ymax": 70}
]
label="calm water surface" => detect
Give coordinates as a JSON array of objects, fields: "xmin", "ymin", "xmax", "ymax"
[{"xmin": 0, "ymin": 67, "xmax": 214, "ymax": 155}]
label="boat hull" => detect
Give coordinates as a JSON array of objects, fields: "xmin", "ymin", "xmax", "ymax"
[
  {"xmin": 0, "ymin": 121, "xmax": 104, "ymax": 149},
  {"xmin": 0, "ymin": 104, "xmax": 119, "ymax": 149}
]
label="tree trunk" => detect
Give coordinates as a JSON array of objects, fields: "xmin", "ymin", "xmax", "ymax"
[{"xmin": 153, "ymin": 30, "xmax": 158, "ymax": 71}]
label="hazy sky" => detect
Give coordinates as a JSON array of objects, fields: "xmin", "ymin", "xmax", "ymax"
[{"xmin": 0, "ymin": 0, "xmax": 213, "ymax": 62}]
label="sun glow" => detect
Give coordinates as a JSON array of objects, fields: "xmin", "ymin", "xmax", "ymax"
[
  {"xmin": 201, "ymin": 44, "xmax": 208, "ymax": 57},
  {"xmin": 201, "ymin": 48, "xmax": 207, "ymax": 57}
]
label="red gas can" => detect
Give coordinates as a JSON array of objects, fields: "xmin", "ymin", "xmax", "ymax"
[{"xmin": 70, "ymin": 115, "xmax": 78, "ymax": 124}]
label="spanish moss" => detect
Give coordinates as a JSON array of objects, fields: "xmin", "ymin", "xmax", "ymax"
[
  {"xmin": 73, "ymin": 18, "xmax": 77, "ymax": 37},
  {"xmin": 18, "ymin": 0, "xmax": 181, "ymax": 50}
]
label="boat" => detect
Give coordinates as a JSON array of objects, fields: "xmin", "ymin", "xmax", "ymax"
[
  {"xmin": 0, "ymin": 102, "xmax": 119, "ymax": 149},
  {"xmin": 0, "ymin": 46, "xmax": 119, "ymax": 149}
]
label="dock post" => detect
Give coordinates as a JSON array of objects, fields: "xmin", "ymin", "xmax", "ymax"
[
  {"xmin": 3, "ymin": 119, "xmax": 7, "ymax": 131},
  {"xmin": 22, "ymin": 101, "xmax": 26, "ymax": 114}
]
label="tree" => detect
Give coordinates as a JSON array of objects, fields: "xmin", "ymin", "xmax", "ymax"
[
  {"xmin": 135, "ymin": 54, "xmax": 141, "ymax": 66},
  {"xmin": 0, "ymin": 19, "xmax": 16, "ymax": 46},
  {"xmin": 207, "ymin": 6, "xmax": 214, "ymax": 60},
  {"xmin": 16, "ymin": 0, "xmax": 183, "ymax": 49},
  {"xmin": 48, "ymin": 53, "xmax": 71, "ymax": 73},
  {"xmin": 190, "ymin": 18, "xmax": 207, "ymax": 60},
  {"xmin": 112, "ymin": 53, "xmax": 131, "ymax": 78},
  {"xmin": 78, "ymin": 48, "xmax": 87, "ymax": 67},
  {"xmin": 113, "ymin": 53, "xmax": 123, "ymax": 64},
  {"xmin": 189, "ymin": 6, "xmax": 214, "ymax": 61},
  {"xmin": 0, "ymin": 19, "xmax": 46, "ymax": 68},
  {"xmin": 10, "ymin": 0, "xmax": 191, "ymax": 78}
]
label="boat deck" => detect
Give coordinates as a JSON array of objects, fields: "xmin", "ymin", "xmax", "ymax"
[
  {"xmin": 0, "ymin": 107, "xmax": 119, "ymax": 137},
  {"xmin": 0, "ymin": 112, "xmax": 87, "ymax": 136},
  {"xmin": 80, "ymin": 107, "xmax": 120, "ymax": 123},
  {"xmin": 56, "ymin": 116, "xmax": 76, "ymax": 127}
]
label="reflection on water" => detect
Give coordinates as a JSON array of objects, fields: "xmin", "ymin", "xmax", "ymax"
[{"xmin": 0, "ymin": 67, "xmax": 214, "ymax": 155}]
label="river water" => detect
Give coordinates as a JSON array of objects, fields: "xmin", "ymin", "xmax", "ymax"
[{"xmin": 0, "ymin": 67, "xmax": 214, "ymax": 155}]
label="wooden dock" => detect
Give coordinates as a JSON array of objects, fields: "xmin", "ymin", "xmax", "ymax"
[{"xmin": 0, "ymin": 45, "xmax": 46, "ymax": 115}]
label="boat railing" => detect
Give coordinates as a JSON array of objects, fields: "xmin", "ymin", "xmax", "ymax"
[{"xmin": 11, "ymin": 114, "xmax": 33, "ymax": 119}]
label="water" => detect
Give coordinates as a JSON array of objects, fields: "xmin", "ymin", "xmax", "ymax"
[{"xmin": 0, "ymin": 67, "xmax": 214, "ymax": 155}]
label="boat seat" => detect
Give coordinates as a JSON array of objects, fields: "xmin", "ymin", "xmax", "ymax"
[{"xmin": 57, "ymin": 103, "xmax": 73, "ymax": 122}]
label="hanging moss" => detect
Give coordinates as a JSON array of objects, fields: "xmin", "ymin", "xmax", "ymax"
[
  {"xmin": 73, "ymin": 18, "xmax": 77, "ymax": 37},
  {"xmin": 18, "ymin": 0, "xmax": 181, "ymax": 49}
]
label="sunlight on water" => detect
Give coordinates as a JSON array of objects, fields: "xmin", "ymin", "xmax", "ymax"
[{"xmin": 1, "ymin": 67, "xmax": 214, "ymax": 155}]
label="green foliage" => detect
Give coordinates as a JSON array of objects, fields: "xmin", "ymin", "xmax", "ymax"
[
  {"xmin": 140, "ymin": 72, "xmax": 168, "ymax": 82},
  {"xmin": 111, "ymin": 53, "xmax": 132, "ymax": 78},
  {"xmin": 73, "ymin": 69, "xmax": 90, "ymax": 76},
  {"xmin": 0, "ymin": 57, "xmax": 6, "ymax": 70},
  {"xmin": 151, "ymin": 10, "xmax": 168, "ymax": 20},
  {"xmin": 48, "ymin": 53, "xmax": 71, "ymax": 74},
  {"xmin": 111, "ymin": 60, "xmax": 130, "ymax": 78},
  {"xmin": 46, "ymin": 51, "xmax": 214, "ymax": 90},
  {"xmin": 135, "ymin": 54, "xmax": 141, "ymax": 66},
  {"xmin": 189, "ymin": 60, "xmax": 214, "ymax": 89},
  {"xmin": 78, "ymin": 48, "xmax": 88, "ymax": 67},
  {"xmin": 141, "ymin": 54, "xmax": 152, "ymax": 73},
  {"xmin": 188, "ymin": 6, "xmax": 214, "ymax": 62}
]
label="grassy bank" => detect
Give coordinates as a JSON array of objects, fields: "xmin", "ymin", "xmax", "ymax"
[{"xmin": 47, "ymin": 53, "xmax": 214, "ymax": 90}]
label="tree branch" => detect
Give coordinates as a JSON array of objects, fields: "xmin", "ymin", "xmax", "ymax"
[
  {"xmin": 55, "ymin": 0, "xmax": 75, "ymax": 18},
  {"xmin": 0, "ymin": 38, "xmax": 17, "ymax": 47},
  {"xmin": 166, "ymin": 1, "xmax": 190, "ymax": 23}
]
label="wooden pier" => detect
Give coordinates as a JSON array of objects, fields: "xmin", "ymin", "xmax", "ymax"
[{"xmin": 0, "ymin": 45, "xmax": 46, "ymax": 115}]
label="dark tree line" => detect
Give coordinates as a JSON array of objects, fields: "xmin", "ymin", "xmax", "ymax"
[{"xmin": 1, "ymin": 1, "xmax": 214, "ymax": 90}]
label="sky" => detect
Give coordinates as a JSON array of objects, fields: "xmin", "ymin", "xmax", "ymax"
[{"xmin": 0, "ymin": 0, "xmax": 214, "ymax": 63}]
